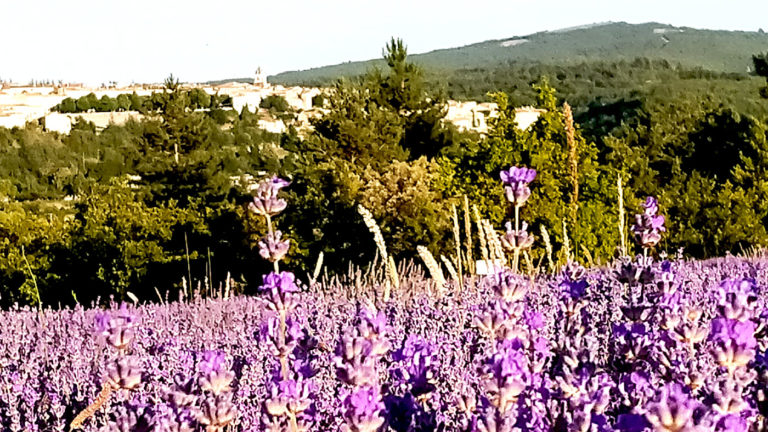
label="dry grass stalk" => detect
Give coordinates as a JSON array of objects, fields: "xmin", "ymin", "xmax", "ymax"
[
  {"xmin": 357, "ymin": 205, "xmax": 388, "ymax": 260},
  {"xmin": 463, "ymin": 195, "xmax": 475, "ymax": 274},
  {"xmin": 473, "ymin": 205, "xmax": 490, "ymax": 263},
  {"xmin": 70, "ymin": 383, "xmax": 112, "ymax": 431},
  {"xmin": 540, "ymin": 225, "xmax": 554, "ymax": 273},
  {"xmin": 387, "ymin": 255, "xmax": 399, "ymax": 300},
  {"xmin": 482, "ymin": 219, "xmax": 505, "ymax": 263},
  {"xmin": 451, "ymin": 203, "xmax": 464, "ymax": 291},
  {"xmin": 357, "ymin": 205, "xmax": 394, "ymax": 299},
  {"xmin": 617, "ymin": 173, "xmax": 626, "ymax": 257},
  {"xmin": 564, "ymin": 102, "xmax": 579, "ymax": 231},
  {"xmin": 523, "ymin": 251, "xmax": 534, "ymax": 276},
  {"xmin": 154, "ymin": 287, "xmax": 165, "ymax": 305},
  {"xmin": 224, "ymin": 272, "xmax": 231, "ymax": 300},
  {"xmin": 311, "ymin": 252, "xmax": 324, "ymax": 285},
  {"xmin": 580, "ymin": 244, "xmax": 595, "ymax": 267},
  {"xmin": 417, "ymin": 245, "xmax": 446, "ymax": 293},
  {"xmin": 440, "ymin": 255, "xmax": 459, "ymax": 281},
  {"xmin": 562, "ymin": 218, "xmax": 572, "ymax": 263}
]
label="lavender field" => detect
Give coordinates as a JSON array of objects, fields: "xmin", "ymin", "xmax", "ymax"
[
  {"xmin": 3, "ymin": 255, "xmax": 768, "ymax": 431},
  {"xmin": 4, "ymin": 172, "xmax": 768, "ymax": 432}
]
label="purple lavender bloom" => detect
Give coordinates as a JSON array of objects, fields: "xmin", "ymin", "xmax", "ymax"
[
  {"xmin": 643, "ymin": 196, "xmax": 659, "ymax": 215},
  {"xmin": 474, "ymin": 299, "xmax": 526, "ymax": 342},
  {"xmin": 613, "ymin": 323, "xmax": 654, "ymax": 362},
  {"xmin": 259, "ymin": 271, "xmax": 300, "ymax": 312},
  {"xmin": 559, "ymin": 263, "xmax": 589, "ymax": 300},
  {"xmin": 95, "ymin": 303, "xmax": 138, "ymax": 352},
  {"xmin": 500, "ymin": 166, "xmax": 536, "ymax": 207},
  {"xmin": 716, "ymin": 278, "xmax": 758, "ymax": 322},
  {"xmin": 102, "ymin": 403, "xmax": 156, "ymax": 432},
  {"xmin": 248, "ymin": 175, "xmax": 290, "ymax": 217},
  {"xmin": 391, "ymin": 336, "xmax": 438, "ymax": 398},
  {"xmin": 710, "ymin": 317, "xmax": 756, "ymax": 372},
  {"xmin": 484, "ymin": 270, "xmax": 527, "ymax": 303},
  {"xmin": 259, "ymin": 313, "xmax": 305, "ymax": 363},
  {"xmin": 715, "ymin": 414, "xmax": 748, "ymax": 432},
  {"xmin": 197, "ymin": 351, "xmax": 235, "ymax": 396},
  {"xmin": 259, "ymin": 230, "xmax": 291, "ymax": 263},
  {"xmin": 341, "ymin": 386, "xmax": 386, "ymax": 432},
  {"xmin": 615, "ymin": 414, "xmax": 650, "ymax": 432},
  {"xmin": 644, "ymin": 383, "xmax": 702, "ymax": 432},
  {"xmin": 500, "ymin": 221, "xmax": 534, "ymax": 251},
  {"xmin": 263, "ymin": 378, "xmax": 316, "ymax": 424},
  {"xmin": 631, "ymin": 196, "xmax": 666, "ymax": 248},
  {"xmin": 195, "ymin": 394, "xmax": 237, "ymax": 432},
  {"xmin": 105, "ymin": 356, "xmax": 142, "ymax": 390},
  {"xmin": 481, "ymin": 339, "xmax": 530, "ymax": 415},
  {"xmin": 334, "ymin": 333, "xmax": 380, "ymax": 387}
]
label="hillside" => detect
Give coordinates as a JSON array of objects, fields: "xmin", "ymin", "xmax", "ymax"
[{"xmin": 265, "ymin": 22, "xmax": 768, "ymax": 85}]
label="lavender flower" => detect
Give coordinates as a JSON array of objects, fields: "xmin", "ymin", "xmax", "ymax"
[
  {"xmin": 716, "ymin": 278, "xmax": 758, "ymax": 321},
  {"xmin": 195, "ymin": 394, "xmax": 237, "ymax": 432},
  {"xmin": 631, "ymin": 196, "xmax": 666, "ymax": 248},
  {"xmin": 198, "ymin": 351, "xmax": 235, "ymax": 396},
  {"xmin": 105, "ymin": 356, "xmax": 142, "ymax": 390},
  {"xmin": 710, "ymin": 318, "xmax": 756, "ymax": 373},
  {"xmin": 259, "ymin": 271, "xmax": 300, "ymax": 313},
  {"xmin": 259, "ymin": 230, "xmax": 291, "ymax": 263},
  {"xmin": 341, "ymin": 386, "xmax": 386, "ymax": 432},
  {"xmin": 248, "ymin": 176, "xmax": 290, "ymax": 217},
  {"xmin": 644, "ymin": 383, "xmax": 703, "ymax": 432},
  {"xmin": 500, "ymin": 221, "xmax": 535, "ymax": 251},
  {"xmin": 480, "ymin": 339, "xmax": 529, "ymax": 414},
  {"xmin": 500, "ymin": 166, "xmax": 536, "ymax": 207},
  {"xmin": 95, "ymin": 303, "xmax": 138, "ymax": 352}
]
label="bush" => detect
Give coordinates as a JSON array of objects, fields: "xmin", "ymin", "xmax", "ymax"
[{"xmin": 259, "ymin": 95, "xmax": 290, "ymax": 112}]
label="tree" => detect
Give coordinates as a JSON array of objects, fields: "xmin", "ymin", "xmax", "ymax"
[
  {"xmin": 129, "ymin": 92, "xmax": 145, "ymax": 112},
  {"xmin": 753, "ymin": 52, "xmax": 768, "ymax": 98},
  {"xmin": 116, "ymin": 93, "xmax": 131, "ymax": 111},
  {"xmin": 57, "ymin": 97, "xmax": 77, "ymax": 113},
  {"xmin": 189, "ymin": 88, "xmax": 211, "ymax": 110},
  {"xmin": 97, "ymin": 95, "xmax": 118, "ymax": 112},
  {"xmin": 76, "ymin": 94, "xmax": 92, "ymax": 112},
  {"xmin": 260, "ymin": 95, "xmax": 290, "ymax": 112}
]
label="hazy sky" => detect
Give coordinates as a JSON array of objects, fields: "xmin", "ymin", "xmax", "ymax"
[{"xmin": 3, "ymin": 0, "xmax": 767, "ymax": 84}]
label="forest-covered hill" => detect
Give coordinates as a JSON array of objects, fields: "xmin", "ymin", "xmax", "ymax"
[{"xmin": 262, "ymin": 22, "xmax": 768, "ymax": 85}]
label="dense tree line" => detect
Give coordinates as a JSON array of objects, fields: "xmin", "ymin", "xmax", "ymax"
[
  {"xmin": 53, "ymin": 88, "xmax": 232, "ymax": 113},
  {"xmin": 2, "ymin": 40, "xmax": 768, "ymax": 307}
]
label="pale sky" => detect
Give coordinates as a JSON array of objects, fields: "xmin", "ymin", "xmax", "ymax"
[{"xmin": 2, "ymin": 0, "xmax": 767, "ymax": 85}]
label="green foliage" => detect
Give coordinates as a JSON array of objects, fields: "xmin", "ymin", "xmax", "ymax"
[
  {"xmin": 283, "ymin": 39, "xmax": 460, "ymax": 268},
  {"xmin": 438, "ymin": 79, "xmax": 616, "ymax": 262},
  {"xmin": 53, "ymin": 180, "xmax": 206, "ymax": 302},
  {"xmin": 57, "ymin": 97, "xmax": 77, "ymax": 113},
  {"xmin": 0, "ymin": 201, "xmax": 72, "ymax": 305},
  {"xmin": 603, "ymin": 95, "xmax": 768, "ymax": 256},
  {"xmin": 116, "ymin": 93, "xmax": 131, "ymax": 111},
  {"xmin": 311, "ymin": 93, "xmax": 325, "ymax": 107},
  {"xmin": 259, "ymin": 95, "xmax": 290, "ymax": 112},
  {"xmin": 270, "ymin": 23, "xmax": 768, "ymax": 85}
]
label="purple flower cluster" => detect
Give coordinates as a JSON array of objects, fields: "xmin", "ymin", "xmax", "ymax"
[
  {"xmin": 500, "ymin": 166, "xmax": 536, "ymax": 208},
  {"xmin": 631, "ymin": 196, "xmax": 666, "ymax": 249},
  {"xmin": 334, "ymin": 306, "xmax": 389, "ymax": 432},
  {"xmin": 253, "ymin": 176, "xmax": 318, "ymax": 432},
  {"xmin": 6, "ymin": 252, "xmax": 768, "ymax": 430},
  {"xmin": 498, "ymin": 166, "xmax": 537, "ymax": 271},
  {"xmin": 249, "ymin": 175, "xmax": 292, "ymax": 266}
]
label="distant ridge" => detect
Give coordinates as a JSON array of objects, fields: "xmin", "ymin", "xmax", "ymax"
[{"xmin": 258, "ymin": 22, "xmax": 768, "ymax": 85}]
